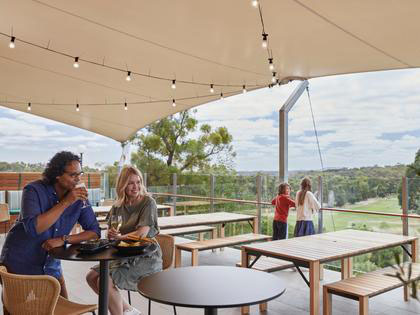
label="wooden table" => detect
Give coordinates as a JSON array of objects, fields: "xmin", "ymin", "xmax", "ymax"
[
  {"xmin": 241, "ymin": 229, "xmax": 418, "ymax": 315},
  {"xmin": 92, "ymin": 204, "xmax": 174, "ymax": 217},
  {"xmin": 138, "ymin": 266, "xmax": 285, "ymax": 315},
  {"xmin": 158, "ymin": 211, "xmax": 258, "ymax": 235}
]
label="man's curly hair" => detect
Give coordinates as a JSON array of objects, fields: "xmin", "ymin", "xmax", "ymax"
[{"xmin": 42, "ymin": 151, "xmax": 80, "ymax": 185}]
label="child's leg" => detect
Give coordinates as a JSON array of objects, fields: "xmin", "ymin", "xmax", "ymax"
[
  {"xmin": 279, "ymin": 221, "xmax": 288, "ymax": 240},
  {"xmin": 272, "ymin": 220, "xmax": 280, "ymax": 240}
]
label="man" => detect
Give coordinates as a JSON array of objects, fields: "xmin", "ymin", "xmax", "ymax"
[{"xmin": 0, "ymin": 151, "xmax": 100, "ymax": 297}]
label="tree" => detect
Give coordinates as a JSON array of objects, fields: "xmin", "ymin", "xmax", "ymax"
[
  {"xmin": 130, "ymin": 110, "xmax": 236, "ymax": 185},
  {"xmin": 400, "ymin": 149, "xmax": 420, "ymax": 213}
]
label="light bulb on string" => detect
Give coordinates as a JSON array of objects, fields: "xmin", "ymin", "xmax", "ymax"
[
  {"xmin": 268, "ymin": 58, "xmax": 274, "ymax": 71},
  {"xmin": 252, "ymin": 0, "xmax": 259, "ymax": 7},
  {"xmin": 220, "ymin": 92, "xmax": 224, "ymax": 100},
  {"xmin": 27, "ymin": 102, "xmax": 31, "ymax": 111},
  {"xmin": 210, "ymin": 84, "xmax": 214, "ymax": 93},
  {"xmin": 262, "ymin": 33, "xmax": 268, "ymax": 48},
  {"xmin": 242, "ymin": 85, "xmax": 247, "ymax": 93},
  {"xmin": 73, "ymin": 57, "xmax": 79, "ymax": 68},
  {"xmin": 172, "ymin": 99, "xmax": 176, "ymax": 107},
  {"xmin": 171, "ymin": 80, "xmax": 176, "ymax": 89},
  {"xmin": 76, "ymin": 104, "xmax": 80, "ymax": 112},
  {"xmin": 124, "ymin": 102, "xmax": 128, "ymax": 110},
  {"xmin": 9, "ymin": 36, "xmax": 15, "ymax": 49},
  {"xmin": 272, "ymin": 72, "xmax": 277, "ymax": 83},
  {"xmin": 126, "ymin": 71, "xmax": 131, "ymax": 81}
]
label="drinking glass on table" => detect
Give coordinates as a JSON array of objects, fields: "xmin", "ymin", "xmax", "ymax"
[
  {"xmin": 109, "ymin": 213, "xmax": 122, "ymax": 240},
  {"xmin": 75, "ymin": 182, "xmax": 89, "ymax": 209}
]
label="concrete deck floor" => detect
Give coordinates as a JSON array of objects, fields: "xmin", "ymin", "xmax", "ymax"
[{"xmin": 1, "ymin": 236, "xmax": 419, "ymax": 315}]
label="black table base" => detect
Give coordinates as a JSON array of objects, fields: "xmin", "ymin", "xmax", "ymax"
[
  {"xmin": 98, "ymin": 260, "xmax": 109, "ymax": 315},
  {"xmin": 205, "ymin": 308, "xmax": 217, "ymax": 315}
]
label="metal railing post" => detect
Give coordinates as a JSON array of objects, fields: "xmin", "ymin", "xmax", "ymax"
[
  {"xmin": 317, "ymin": 176, "xmax": 323, "ymax": 234},
  {"xmin": 402, "ymin": 176, "xmax": 409, "ymax": 236},
  {"xmin": 172, "ymin": 173, "xmax": 177, "ymax": 216},
  {"xmin": 210, "ymin": 175, "xmax": 215, "ymax": 213},
  {"xmin": 143, "ymin": 173, "xmax": 148, "ymax": 189},
  {"xmin": 256, "ymin": 175, "xmax": 262, "ymax": 234}
]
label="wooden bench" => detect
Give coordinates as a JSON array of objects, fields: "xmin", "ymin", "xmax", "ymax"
[
  {"xmin": 236, "ymin": 257, "xmax": 294, "ymax": 272},
  {"xmin": 160, "ymin": 225, "xmax": 217, "ymax": 241},
  {"xmin": 175, "ymin": 233, "xmax": 271, "ymax": 267},
  {"xmin": 323, "ymin": 262, "xmax": 420, "ymax": 315}
]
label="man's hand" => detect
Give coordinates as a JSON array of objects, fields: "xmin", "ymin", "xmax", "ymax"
[
  {"xmin": 62, "ymin": 187, "xmax": 88, "ymax": 206},
  {"xmin": 42, "ymin": 237, "xmax": 64, "ymax": 251}
]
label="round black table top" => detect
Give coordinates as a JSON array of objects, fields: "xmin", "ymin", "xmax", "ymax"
[
  {"xmin": 49, "ymin": 242, "xmax": 157, "ymax": 262},
  {"xmin": 138, "ymin": 266, "xmax": 285, "ymax": 309}
]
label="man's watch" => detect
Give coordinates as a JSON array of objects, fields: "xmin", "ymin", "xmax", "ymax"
[{"xmin": 61, "ymin": 235, "xmax": 70, "ymax": 246}]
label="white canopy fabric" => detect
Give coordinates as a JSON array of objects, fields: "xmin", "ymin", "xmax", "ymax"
[{"xmin": 1, "ymin": 0, "xmax": 419, "ymax": 142}]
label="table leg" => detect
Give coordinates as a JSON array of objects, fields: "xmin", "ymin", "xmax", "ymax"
[
  {"xmin": 98, "ymin": 260, "xmax": 110, "ymax": 315},
  {"xmin": 169, "ymin": 206, "xmax": 174, "ymax": 217},
  {"xmin": 241, "ymin": 249, "xmax": 250, "ymax": 314},
  {"xmin": 220, "ymin": 224, "xmax": 225, "ymax": 251},
  {"xmin": 309, "ymin": 261, "xmax": 320, "ymax": 315},
  {"xmin": 341, "ymin": 258, "xmax": 350, "ymax": 279},
  {"xmin": 205, "ymin": 307, "xmax": 217, "ymax": 315},
  {"xmin": 252, "ymin": 217, "xmax": 258, "ymax": 234}
]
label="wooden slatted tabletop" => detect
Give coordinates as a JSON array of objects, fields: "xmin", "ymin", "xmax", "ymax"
[
  {"xmin": 241, "ymin": 229, "xmax": 418, "ymax": 315},
  {"xmin": 158, "ymin": 211, "xmax": 257, "ymax": 232}
]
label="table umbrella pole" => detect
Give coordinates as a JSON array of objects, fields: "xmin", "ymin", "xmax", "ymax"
[{"xmin": 204, "ymin": 307, "xmax": 217, "ymax": 315}]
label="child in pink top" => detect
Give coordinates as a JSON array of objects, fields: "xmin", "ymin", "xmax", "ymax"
[{"xmin": 271, "ymin": 183, "xmax": 296, "ymax": 240}]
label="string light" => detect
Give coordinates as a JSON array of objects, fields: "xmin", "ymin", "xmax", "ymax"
[
  {"xmin": 9, "ymin": 36, "xmax": 15, "ymax": 49},
  {"xmin": 27, "ymin": 102, "xmax": 31, "ymax": 111},
  {"xmin": 210, "ymin": 84, "xmax": 214, "ymax": 93},
  {"xmin": 268, "ymin": 58, "xmax": 274, "ymax": 71},
  {"xmin": 242, "ymin": 85, "xmax": 247, "ymax": 93},
  {"xmin": 252, "ymin": 0, "xmax": 259, "ymax": 7},
  {"xmin": 124, "ymin": 102, "xmax": 128, "ymax": 110},
  {"xmin": 262, "ymin": 33, "xmax": 268, "ymax": 48},
  {"xmin": 172, "ymin": 99, "xmax": 176, "ymax": 107},
  {"xmin": 272, "ymin": 72, "xmax": 277, "ymax": 83},
  {"xmin": 171, "ymin": 79, "xmax": 176, "ymax": 89},
  {"xmin": 126, "ymin": 71, "xmax": 131, "ymax": 81},
  {"xmin": 76, "ymin": 103, "xmax": 80, "ymax": 111},
  {"xmin": 220, "ymin": 92, "xmax": 224, "ymax": 100},
  {"xmin": 73, "ymin": 57, "xmax": 79, "ymax": 68}
]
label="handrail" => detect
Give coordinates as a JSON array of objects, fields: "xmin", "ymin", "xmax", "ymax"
[{"xmin": 151, "ymin": 192, "xmax": 420, "ymax": 220}]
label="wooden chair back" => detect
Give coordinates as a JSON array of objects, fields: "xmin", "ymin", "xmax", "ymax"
[
  {"xmin": 156, "ymin": 234, "xmax": 175, "ymax": 270},
  {"xmin": 0, "ymin": 204, "xmax": 10, "ymax": 223}
]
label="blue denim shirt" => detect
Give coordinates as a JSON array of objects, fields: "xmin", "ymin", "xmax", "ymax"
[{"xmin": 0, "ymin": 180, "xmax": 100, "ymax": 278}]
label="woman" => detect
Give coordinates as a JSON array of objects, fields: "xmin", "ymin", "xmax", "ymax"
[
  {"xmin": 86, "ymin": 166, "xmax": 162, "ymax": 315},
  {"xmin": 294, "ymin": 177, "xmax": 320, "ymax": 237},
  {"xmin": 0, "ymin": 151, "xmax": 100, "ymax": 298}
]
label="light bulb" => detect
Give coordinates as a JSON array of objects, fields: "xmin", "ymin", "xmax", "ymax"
[
  {"xmin": 76, "ymin": 104, "xmax": 80, "ymax": 111},
  {"xmin": 272, "ymin": 72, "xmax": 277, "ymax": 83},
  {"xmin": 9, "ymin": 36, "xmax": 15, "ymax": 49},
  {"xmin": 126, "ymin": 71, "xmax": 131, "ymax": 81},
  {"xmin": 252, "ymin": 0, "xmax": 258, "ymax": 7},
  {"xmin": 73, "ymin": 57, "xmax": 79, "ymax": 68},
  {"xmin": 124, "ymin": 102, "xmax": 128, "ymax": 110},
  {"xmin": 27, "ymin": 102, "xmax": 31, "ymax": 111},
  {"xmin": 242, "ymin": 85, "xmax": 246, "ymax": 93},
  {"xmin": 268, "ymin": 58, "xmax": 274, "ymax": 71},
  {"xmin": 262, "ymin": 33, "xmax": 268, "ymax": 48},
  {"xmin": 220, "ymin": 93, "xmax": 224, "ymax": 100},
  {"xmin": 172, "ymin": 99, "xmax": 176, "ymax": 107},
  {"xmin": 210, "ymin": 84, "xmax": 214, "ymax": 93},
  {"xmin": 171, "ymin": 80, "xmax": 176, "ymax": 89}
]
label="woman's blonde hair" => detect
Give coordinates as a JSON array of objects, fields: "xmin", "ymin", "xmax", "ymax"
[
  {"xmin": 297, "ymin": 177, "xmax": 312, "ymax": 206},
  {"xmin": 114, "ymin": 166, "xmax": 148, "ymax": 207}
]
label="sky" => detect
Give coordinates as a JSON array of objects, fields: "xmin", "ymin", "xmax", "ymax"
[{"xmin": 0, "ymin": 69, "xmax": 419, "ymax": 171}]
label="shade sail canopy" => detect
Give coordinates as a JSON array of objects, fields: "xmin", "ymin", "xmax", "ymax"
[{"xmin": 1, "ymin": 0, "xmax": 419, "ymax": 142}]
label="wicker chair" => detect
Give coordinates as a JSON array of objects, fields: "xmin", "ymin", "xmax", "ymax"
[
  {"xmin": 0, "ymin": 204, "xmax": 10, "ymax": 237},
  {"xmin": 128, "ymin": 234, "xmax": 176, "ymax": 315},
  {"xmin": 0, "ymin": 266, "xmax": 97, "ymax": 315}
]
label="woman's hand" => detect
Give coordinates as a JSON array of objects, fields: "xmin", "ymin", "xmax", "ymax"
[
  {"xmin": 62, "ymin": 187, "xmax": 88, "ymax": 206},
  {"xmin": 107, "ymin": 227, "xmax": 122, "ymax": 240},
  {"xmin": 42, "ymin": 237, "xmax": 64, "ymax": 251}
]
